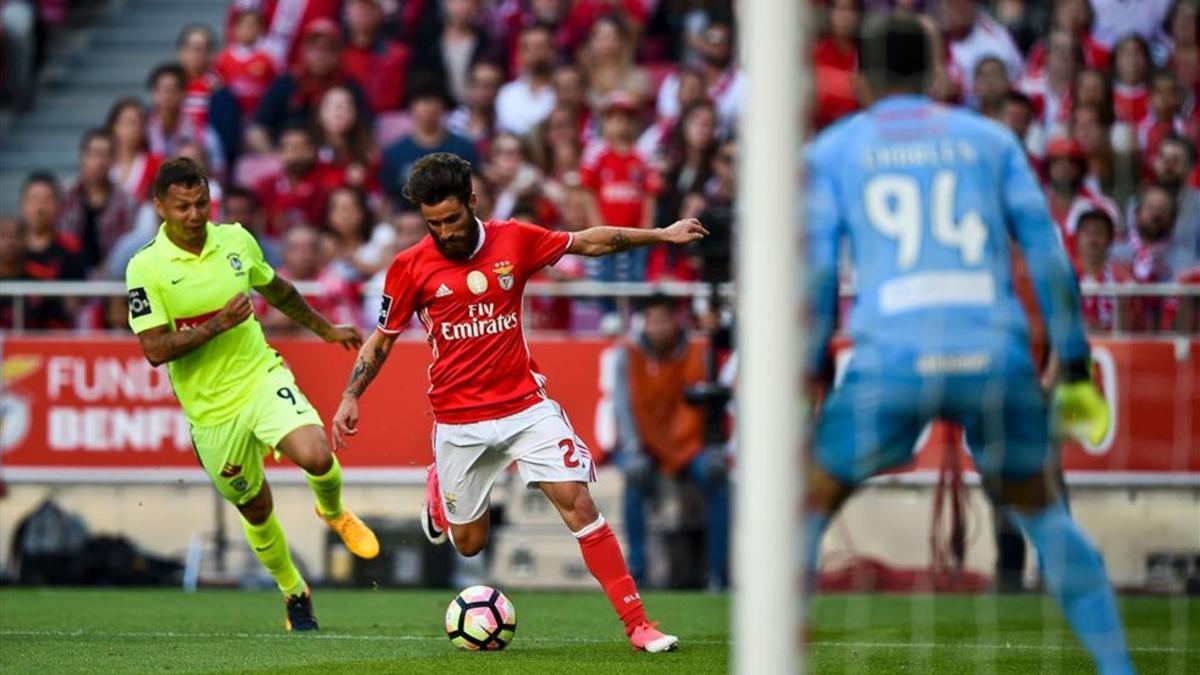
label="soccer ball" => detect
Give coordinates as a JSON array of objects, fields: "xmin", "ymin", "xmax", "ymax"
[{"xmin": 445, "ymin": 585, "xmax": 517, "ymax": 651}]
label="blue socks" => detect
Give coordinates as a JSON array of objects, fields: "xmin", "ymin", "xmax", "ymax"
[
  {"xmin": 1007, "ymin": 499, "xmax": 1134, "ymax": 675},
  {"xmin": 804, "ymin": 512, "xmax": 830, "ymax": 581}
]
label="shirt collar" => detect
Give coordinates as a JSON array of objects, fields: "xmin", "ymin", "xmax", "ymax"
[
  {"xmin": 157, "ymin": 221, "xmax": 219, "ymax": 260},
  {"xmin": 467, "ymin": 218, "xmax": 486, "ymax": 260}
]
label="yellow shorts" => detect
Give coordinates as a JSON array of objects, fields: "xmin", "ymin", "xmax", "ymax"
[{"xmin": 190, "ymin": 366, "xmax": 323, "ymax": 505}]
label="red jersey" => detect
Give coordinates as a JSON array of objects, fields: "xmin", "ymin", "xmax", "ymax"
[
  {"xmin": 215, "ymin": 45, "xmax": 277, "ymax": 115},
  {"xmin": 254, "ymin": 163, "xmax": 345, "ymax": 235},
  {"xmin": 184, "ymin": 73, "xmax": 219, "ymax": 135},
  {"xmin": 579, "ymin": 141, "xmax": 661, "ymax": 229},
  {"xmin": 377, "ymin": 219, "xmax": 573, "ymax": 423},
  {"xmin": 1113, "ymin": 83, "xmax": 1149, "ymax": 126},
  {"xmin": 812, "ymin": 36, "xmax": 859, "ymax": 131}
]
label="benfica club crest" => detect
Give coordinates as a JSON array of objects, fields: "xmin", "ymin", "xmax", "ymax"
[{"xmin": 493, "ymin": 261, "xmax": 514, "ymax": 291}]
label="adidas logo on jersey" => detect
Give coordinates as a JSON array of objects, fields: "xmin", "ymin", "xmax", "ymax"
[{"xmin": 435, "ymin": 284, "xmax": 454, "ymax": 298}]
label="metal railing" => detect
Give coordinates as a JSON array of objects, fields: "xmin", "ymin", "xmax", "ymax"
[{"xmin": 0, "ymin": 280, "xmax": 1196, "ymax": 332}]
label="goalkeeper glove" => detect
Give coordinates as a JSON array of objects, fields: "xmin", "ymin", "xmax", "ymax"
[{"xmin": 1053, "ymin": 373, "xmax": 1110, "ymax": 446}]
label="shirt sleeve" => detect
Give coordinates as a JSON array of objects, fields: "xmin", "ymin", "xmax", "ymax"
[
  {"xmin": 1002, "ymin": 135, "xmax": 1090, "ymax": 365},
  {"xmin": 516, "ymin": 221, "xmax": 573, "ymax": 273},
  {"xmin": 237, "ymin": 225, "xmax": 276, "ymax": 287},
  {"xmin": 805, "ymin": 144, "xmax": 844, "ymax": 378},
  {"xmin": 377, "ymin": 254, "xmax": 420, "ymax": 334},
  {"xmin": 124, "ymin": 256, "xmax": 170, "ymax": 334}
]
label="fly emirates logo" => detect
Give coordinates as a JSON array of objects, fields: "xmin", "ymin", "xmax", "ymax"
[{"xmin": 440, "ymin": 302, "xmax": 518, "ymax": 341}]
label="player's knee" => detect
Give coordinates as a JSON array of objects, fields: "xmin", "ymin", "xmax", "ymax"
[
  {"xmin": 453, "ymin": 530, "xmax": 488, "ymax": 557},
  {"xmin": 303, "ymin": 449, "xmax": 334, "ymax": 476},
  {"xmin": 237, "ymin": 490, "xmax": 272, "ymax": 525}
]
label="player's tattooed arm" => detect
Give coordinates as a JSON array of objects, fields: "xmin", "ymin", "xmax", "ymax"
[
  {"xmin": 135, "ymin": 293, "xmax": 252, "ymax": 366},
  {"xmin": 257, "ymin": 276, "xmax": 363, "ymax": 349},
  {"xmin": 566, "ymin": 218, "xmax": 709, "ymax": 256},
  {"xmin": 333, "ymin": 330, "xmax": 396, "ymax": 447},
  {"xmin": 343, "ymin": 329, "xmax": 397, "ymax": 399}
]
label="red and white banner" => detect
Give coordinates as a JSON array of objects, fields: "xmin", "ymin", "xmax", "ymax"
[{"xmin": 1, "ymin": 336, "xmax": 1196, "ymax": 484}]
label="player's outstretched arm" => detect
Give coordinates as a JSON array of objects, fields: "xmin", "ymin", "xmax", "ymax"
[
  {"xmin": 256, "ymin": 275, "xmax": 363, "ymax": 350},
  {"xmin": 135, "ymin": 293, "xmax": 252, "ymax": 366},
  {"xmin": 332, "ymin": 329, "xmax": 398, "ymax": 449},
  {"xmin": 565, "ymin": 218, "xmax": 708, "ymax": 257}
]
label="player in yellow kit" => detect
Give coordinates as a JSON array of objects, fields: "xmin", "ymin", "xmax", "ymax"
[{"xmin": 125, "ymin": 158, "xmax": 378, "ymax": 631}]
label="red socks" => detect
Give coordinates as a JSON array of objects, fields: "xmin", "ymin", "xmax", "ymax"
[{"xmin": 575, "ymin": 517, "xmax": 647, "ymax": 635}]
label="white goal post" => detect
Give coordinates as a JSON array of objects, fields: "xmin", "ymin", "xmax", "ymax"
[{"xmin": 735, "ymin": 1, "xmax": 809, "ymax": 673}]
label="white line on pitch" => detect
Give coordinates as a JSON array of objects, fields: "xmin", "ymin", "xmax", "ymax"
[{"xmin": 0, "ymin": 630, "xmax": 1193, "ymax": 654}]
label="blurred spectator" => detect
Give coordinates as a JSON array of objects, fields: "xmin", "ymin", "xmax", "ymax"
[
  {"xmin": 80, "ymin": 295, "xmax": 131, "ymax": 333},
  {"xmin": 484, "ymin": 132, "xmax": 543, "ymax": 221},
  {"xmin": 254, "ymin": 124, "xmax": 344, "ymax": 235},
  {"xmin": 1153, "ymin": 136, "xmax": 1200, "ymax": 275},
  {"xmin": 579, "ymin": 14, "xmax": 651, "ymax": 110},
  {"xmin": 223, "ymin": 186, "xmax": 282, "ymax": 267},
  {"xmin": 657, "ymin": 20, "xmax": 744, "ymax": 137},
  {"xmin": 249, "ymin": 18, "xmax": 370, "ymax": 151},
  {"xmin": 812, "ymin": 0, "xmax": 862, "ymax": 131},
  {"xmin": 1073, "ymin": 68, "xmax": 1136, "ymax": 154},
  {"xmin": 614, "ymin": 295, "xmax": 728, "ymax": 589},
  {"xmin": 1075, "ymin": 209, "xmax": 1132, "ymax": 331},
  {"xmin": 321, "ymin": 185, "xmax": 392, "ymax": 282},
  {"xmin": 551, "ymin": 64, "xmax": 593, "ymax": 139},
  {"xmin": 18, "ymin": 172, "xmax": 84, "ymax": 329},
  {"xmin": 381, "ymin": 78, "xmax": 479, "ymax": 209},
  {"xmin": 523, "ymin": 192, "xmax": 589, "ymax": 331},
  {"xmin": 258, "ymin": 225, "xmax": 359, "ymax": 332},
  {"xmin": 1137, "ymin": 70, "xmax": 1192, "ymax": 166},
  {"xmin": 0, "ymin": 217, "xmax": 26, "ymax": 329},
  {"xmin": 313, "ymin": 85, "xmax": 381, "ymax": 193},
  {"xmin": 360, "ymin": 207, "xmax": 428, "ymax": 327},
  {"xmin": 178, "ymin": 24, "xmax": 220, "ymax": 135},
  {"xmin": 1116, "ymin": 182, "xmax": 1178, "ymax": 278},
  {"xmin": 447, "ymin": 60, "xmax": 504, "ymax": 151},
  {"xmin": 496, "ymin": 24, "xmax": 559, "ymax": 135},
  {"xmin": 106, "ymin": 98, "xmax": 164, "ymax": 204},
  {"xmin": 57, "ymin": 130, "xmax": 137, "ymax": 274},
  {"xmin": 972, "ymin": 55, "xmax": 1011, "ymax": 120},
  {"xmin": 580, "ymin": 92, "xmax": 661, "ymax": 294},
  {"xmin": 1112, "ymin": 34, "xmax": 1153, "ymax": 127},
  {"xmin": 656, "ymin": 101, "xmax": 717, "ymax": 228},
  {"xmin": 497, "ymin": 0, "xmax": 573, "ymax": 68},
  {"xmin": 702, "ymin": 138, "xmax": 736, "ymax": 210},
  {"xmin": 1044, "ymin": 136, "xmax": 1120, "ymax": 267},
  {"xmin": 226, "ymin": 0, "xmax": 341, "ymax": 71},
  {"xmin": 409, "ymin": 0, "xmax": 493, "ymax": 108},
  {"xmin": 638, "ymin": 67, "xmax": 705, "ymax": 162},
  {"xmin": 533, "ymin": 105, "xmax": 585, "ymax": 209},
  {"xmin": 1113, "ymin": 184, "xmax": 1180, "ymax": 328},
  {"xmin": 147, "ymin": 63, "xmax": 199, "ymax": 156},
  {"xmin": 1070, "ymin": 104, "xmax": 1135, "ymax": 206},
  {"xmin": 1019, "ymin": 30, "xmax": 1080, "ymax": 139},
  {"xmin": 939, "ymin": 0, "xmax": 1024, "ymax": 104},
  {"xmin": 1001, "ymin": 91, "xmax": 1039, "ymax": 159},
  {"xmin": 1026, "ymin": 0, "xmax": 1109, "ymax": 75},
  {"xmin": 215, "ymin": 7, "xmax": 278, "ymax": 118},
  {"xmin": 1087, "ymin": 0, "xmax": 1173, "ymax": 52},
  {"xmin": 342, "ymin": 0, "xmax": 411, "ymax": 114}
]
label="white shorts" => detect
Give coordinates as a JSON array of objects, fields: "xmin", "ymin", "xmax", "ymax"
[{"xmin": 435, "ymin": 399, "xmax": 595, "ymax": 524}]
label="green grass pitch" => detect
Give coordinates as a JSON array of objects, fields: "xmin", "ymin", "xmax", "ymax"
[{"xmin": 0, "ymin": 589, "xmax": 1195, "ymax": 673}]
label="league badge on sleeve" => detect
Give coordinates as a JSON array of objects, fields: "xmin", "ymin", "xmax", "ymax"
[
  {"xmin": 128, "ymin": 287, "xmax": 152, "ymax": 318},
  {"xmin": 378, "ymin": 294, "xmax": 393, "ymax": 326}
]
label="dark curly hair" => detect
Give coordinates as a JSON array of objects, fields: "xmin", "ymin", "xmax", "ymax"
[
  {"xmin": 403, "ymin": 152, "xmax": 474, "ymax": 207},
  {"xmin": 154, "ymin": 157, "xmax": 209, "ymax": 199}
]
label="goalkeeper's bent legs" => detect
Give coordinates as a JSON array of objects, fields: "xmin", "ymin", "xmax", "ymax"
[
  {"xmin": 238, "ymin": 482, "xmax": 307, "ymax": 598},
  {"xmin": 1001, "ymin": 473, "xmax": 1133, "ymax": 675}
]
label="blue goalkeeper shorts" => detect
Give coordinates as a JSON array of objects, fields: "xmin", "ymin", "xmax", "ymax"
[{"xmin": 814, "ymin": 351, "xmax": 1053, "ymax": 485}]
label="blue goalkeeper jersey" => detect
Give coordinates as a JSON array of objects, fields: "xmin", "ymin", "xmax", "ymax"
[{"xmin": 805, "ymin": 94, "xmax": 1090, "ymax": 376}]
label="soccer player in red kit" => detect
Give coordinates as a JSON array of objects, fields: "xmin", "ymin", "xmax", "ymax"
[{"xmin": 332, "ymin": 153, "xmax": 706, "ymax": 653}]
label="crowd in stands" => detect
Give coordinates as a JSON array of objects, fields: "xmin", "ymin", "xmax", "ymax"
[{"xmin": 1, "ymin": 0, "xmax": 1197, "ymax": 334}]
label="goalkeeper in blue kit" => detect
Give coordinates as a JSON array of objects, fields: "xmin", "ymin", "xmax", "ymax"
[{"xmin": 804, "ymin": 13, "xmax": 1132, "ymax": 675}]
